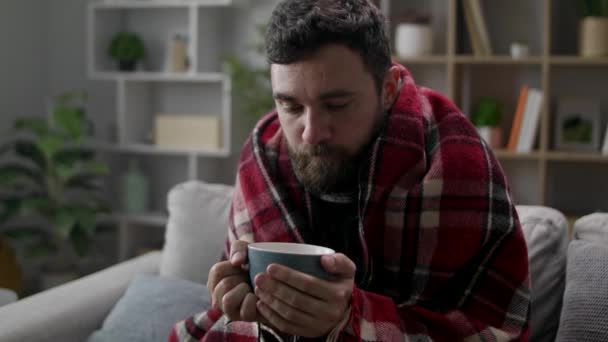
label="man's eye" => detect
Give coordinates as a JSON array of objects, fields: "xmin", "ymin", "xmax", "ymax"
[{"xmin": 282, "ymin": 103, "xmax": 303, "ymax": 114}]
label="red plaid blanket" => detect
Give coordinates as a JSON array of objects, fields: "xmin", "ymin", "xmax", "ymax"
[{"xmin": 170, "ymin": 64, "xmax": 530, "ymax": 341}]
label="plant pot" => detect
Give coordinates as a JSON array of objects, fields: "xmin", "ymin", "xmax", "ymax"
[
  {"xmin": 395, "ymin": 23, "xmax": 433, "ymax": 57},
  {"xmin": 476, "ymin": 126, "xmax": 503, "ymax": 149},
  {"xmin": 118, "ymin": 59, "xmax": 137, "ymax": 72},
  {"xmin": 0, "ymin": 238, "xmax": 23, "ymax": 296},
  {"xmin": 579, "ymin": 17, "xmax": 608, "ymax": 57}
]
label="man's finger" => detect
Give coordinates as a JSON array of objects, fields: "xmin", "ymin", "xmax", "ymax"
[
  {"xmin": 240, "ymin": 292, "xmax": 259, "ymax": 322},
  {"xmin": 230, "ymin": 240, "xmax": 250, "ymax": 267},
  {"xmin": 264, "ymin": 264, "xmax": 333, "ymax": 300},
  {"xmin": 321, "ymin": 253, "xmax": 356, "ymax": 278},
  {"xmin": 213, "ymin": 275, "xmax": 246, "ymax": 310},
  {"xmin": 222, "ymin": 282, "xmax": 251, "ymax": 320},
  {"xmin": 207, "ymin": 261, "xmax": 244, "ymax": 293}
]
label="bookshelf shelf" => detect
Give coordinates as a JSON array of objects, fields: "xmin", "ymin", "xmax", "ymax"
[
  {"xmin": 550, "ymin": 56, "xmax": 608, "ymax": 66},
  {"xmin": 546, "ymin": 152, "xmax": 608, "ymax": 163},
  {"xmin": 454, "ymin": 55, "xmax": 543, "ymax": 65},
  {"xmin": 394, "ymin": 56, "xmax": 449, "ymax": 65},
  {"xmin": 494, "ymin": 150, "xmax": 542, "ymax": 160},
  {"xmin": 380, "ymin": 0, "xmax": 608, "ymax": 213}
]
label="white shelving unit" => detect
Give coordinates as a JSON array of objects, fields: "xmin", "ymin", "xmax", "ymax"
[{"xmin": 87, "ymin": 0, "xmax": 238, "ymax": 259}]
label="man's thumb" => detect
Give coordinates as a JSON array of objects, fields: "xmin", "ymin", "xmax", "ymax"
[{"xmin": 321, "ymin": 253, "xmax": 356, "ymax": 278}]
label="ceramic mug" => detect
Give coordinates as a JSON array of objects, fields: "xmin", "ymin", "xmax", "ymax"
[{"xmin": 247, "ymin": 242, "xmax": 335, "ymax": 285}]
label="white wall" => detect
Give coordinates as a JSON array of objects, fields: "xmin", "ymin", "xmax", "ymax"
[{"xmin": 0, "ymin": 1, "xmax": 49, "ymax": 128}]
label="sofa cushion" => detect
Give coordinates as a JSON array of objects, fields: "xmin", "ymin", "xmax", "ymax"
[
  {"xmin": 160, "ymin": 181, "xmax": 234, "ymax": 284},
  {"xmin": 556, "ymin": 213, "xmax": 608, "ymax": 342},
  {"xmin": 516, "ymin": 205, "xmax": 569, "ymax": 342},
  {"xmin": 88, "ymin": 274, "xmax": 210, "ymax": 342}
]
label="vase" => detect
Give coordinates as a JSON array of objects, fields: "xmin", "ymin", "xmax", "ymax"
[
  {"xmin": 579, "ymin": 17, "xmax": 608, "ymax": 57},
  {"xmin": 476, "ymin": 126, "xmax": 503, "ymax": 149},
  {"xmin": 122, "ymin": 159, "xmax": 149, "ymax": 213},
  {"xmin": 395, "ymin": 23, "xmax": 433, "ymax": 58}
]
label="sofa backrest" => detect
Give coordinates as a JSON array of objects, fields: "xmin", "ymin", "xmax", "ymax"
[
  {"xmin": 516, "ymin": 205, "xmax": 569, "ymax": 342},
  {"xmin": 159, "ymin": 181, "xmax": 234, "ymax": 284}
]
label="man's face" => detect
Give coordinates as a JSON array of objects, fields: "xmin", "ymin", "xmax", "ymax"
[{"xmin": 271, "ymin": 44, "xmax": 386, "ymax": 193}]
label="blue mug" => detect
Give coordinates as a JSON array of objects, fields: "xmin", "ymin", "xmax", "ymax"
[{"xmin": 247, "ymin": 242, "xmax": 335, "ymax": 286}]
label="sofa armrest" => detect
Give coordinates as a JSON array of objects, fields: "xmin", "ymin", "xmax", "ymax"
[{"xmin": 0, "ymin": 251, "xmax": 161, "ymax": 342}]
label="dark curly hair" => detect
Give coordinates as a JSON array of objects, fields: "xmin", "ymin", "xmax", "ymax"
[{"xmin": 265, "ymin": 0, "xmax": 391, "ymax": 93}]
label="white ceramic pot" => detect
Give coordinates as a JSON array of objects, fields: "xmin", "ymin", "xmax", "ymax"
[
  {"xmin": 395, "ymin": 23, "xmax": 433, "ymax": 57},
  {"xmin": 579, "ymin": 17, "xmax": 608, "ymax": 57},
  {"xmin": 510, "ymin": 42, "xmax": 530, "ymax": 59},
  {"xmin": 476, "ymin": 127, "xmax": 503, "ymax": 149}
]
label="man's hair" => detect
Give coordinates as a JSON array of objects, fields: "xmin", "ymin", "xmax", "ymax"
[{"xmin": 265, "ymin": 0, "xmax": 392, "ymax": 93}]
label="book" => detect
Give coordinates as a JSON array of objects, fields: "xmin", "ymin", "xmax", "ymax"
[
  {"xmin": 516, "ymin": 88, "xmax": 543, "ymax": 153},
  {"xmin": 467, "ymin": 0, "xmax": 493, "ymax": 55},
  {"xmin": 507, "ymin": 85, "xmax": 530, "ymax": 151},
  {"xmin": 462, "ymin": 0, "xmax": 483, "ymax": 56},
  {"xmin": 602, "ymin": 124, "xmax": 608, "ymax": 155}
]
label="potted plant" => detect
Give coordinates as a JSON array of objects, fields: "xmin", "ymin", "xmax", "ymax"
[
  {"xmin": 0, "ymin": 90, "xmax": 110, "ymax": 290},
  {"xmin": 471, "ymin": 97, "xmax": 504, "ymax": 149},
  {"xmin": 394, "ymin": 10, "xmax": 433, "ymax": 58},
  {"xmin": 108, "ymin": 32, "xmax": 146, "ymax": 72},
  {"xmin": 223, "ymin": 25, "xmax": 274, "ymax": 129},
  {"xmin": 578, "ymin": 0, "xmax": 608, "ymax": 57}
]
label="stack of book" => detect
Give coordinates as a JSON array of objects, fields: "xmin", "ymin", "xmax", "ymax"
[
  {"xmin": 462, "ymin": 0, "xmax": 492, "ymax": 56},
  {"xmin": 506, "ymin": 85, "xmax": 544, "ymax": 153}
]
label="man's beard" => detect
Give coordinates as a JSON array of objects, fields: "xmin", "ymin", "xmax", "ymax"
[{"xmin": 288, "ymin": 109, "xmax": 385, "ymax": 194}]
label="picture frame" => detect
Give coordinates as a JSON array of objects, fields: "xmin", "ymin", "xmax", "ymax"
[{"xmin": 554, "ymin": 98, "xmax": 602, "ymax": 152}]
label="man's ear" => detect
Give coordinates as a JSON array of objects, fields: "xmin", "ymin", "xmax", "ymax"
[{"xmin": 382, "ymin": 66, "xmax": 401, "ymax": 110}]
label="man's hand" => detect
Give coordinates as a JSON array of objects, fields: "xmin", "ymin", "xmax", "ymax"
[
  {"xmin": 207, "ymin": 240, "xmax": 259, "ymax": 322},
  {"xmin": 253, "ymin": 253, "xmax": 356, "ymax": 338}
]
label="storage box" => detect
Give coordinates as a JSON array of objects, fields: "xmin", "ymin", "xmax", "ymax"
[{"xmin": 154, "ymin": 114, "xmax": 221, "ymax": 149}]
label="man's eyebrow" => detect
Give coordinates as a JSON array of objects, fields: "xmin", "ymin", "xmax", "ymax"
[
  {"xmin": 273, "ymin": 92, "xmax": 296, "ymax": 102},
  {"xmin": 319, "ymin": 90, "xmax": 355, "ymax": 100}
]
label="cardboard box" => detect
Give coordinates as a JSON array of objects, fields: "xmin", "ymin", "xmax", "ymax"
[{"xmin": 154, "ymin": 114, "xmax": 221, "ymax": 149}]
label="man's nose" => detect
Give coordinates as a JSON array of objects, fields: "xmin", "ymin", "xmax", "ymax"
[{"xmin": 301, "ymin": 109, "xmax": 331, "ymax": 145}]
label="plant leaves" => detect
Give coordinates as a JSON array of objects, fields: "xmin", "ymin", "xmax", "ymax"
[
  {"xmin": 25, "ymin": 241, "xmax": 56, "ymax": 259},
  {"xmin": 3, "ymin": 227, "xmax": 45, "ymax": 241},
  {"xmin": 65, "ymin": 173, "xmax": 104, "ymax": 191},
  {"xmin": 20, "ymin": 195, "xmax": 52, "ymax": 215},
  {"xmin": 38, "ymin": 135, "xmax": 63, "ymax": 159},
  {"xmin": 15, "ymin": 140, "xmax": 46, "ymax": 171},
  {"xmin": 0, "ymin": 197, "xmax": 23, "ymax": 223},
  {"xmin": 54, "ymin": 147, "xmax": 95, "ymax": 167},
  {"xmin": 54, "ymin": 106, "xmax": 85, "ymax": 142},
  {"xmin": 0, "ymin": 163, "xmax": 43, "ymax": 187},
  {"xmin": 53, "ymin": 210, "xmax": 77, "ymax": 240},
  {"xmin": 85, "ymin": 161, "xmax": 109, "ymax": 175},
  {"xmin": 69, "ymin": 223, "xmax": 91, "ymax": 257},
  {"xmin": 15, "ymin": 117, "xmax": 48, "ymax": 137},
  {"xmin": 72, "ymin": 207, "xmax": 97, "ymax": 235}
]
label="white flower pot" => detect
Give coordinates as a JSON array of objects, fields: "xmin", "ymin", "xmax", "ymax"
[
  {"xmin": 579, "ymin": 17, "xmax": 608, "ymax": 57},
  {"xmin": 395, "ymin": 23, "xmax": 433, "ymax": 57}
]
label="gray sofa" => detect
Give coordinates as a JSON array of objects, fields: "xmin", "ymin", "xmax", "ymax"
[{"xmin": 0, "ymin": 181, "xmax": 605, "ymax": 341}]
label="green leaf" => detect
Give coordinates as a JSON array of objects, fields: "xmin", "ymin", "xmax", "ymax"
[
  {"xmin": 0, "ymin": 163, "xmax": 43, "ymax": 187},
  {"xmin": 15, "ymin": 140, "xmax": 46, "ymax": 170},
  {"xmin": 21, "ymin": 195, "xmax": 52, "ymax": 215},
  {"xmin": 15, "ymin": 117, "xmax": 48, "ymax": 137},
  {"xmin": 38, "ymin": 135, "xmax": 63, "ymax": 159},
  {"xmin": 3, "ymin": 227, "xmax": 45, "ymax": 241},
  {"xmin": 65, "ymin": 173, "xmax": 103, "ymax": 191},
  {"xmin": 85, "ymin": 161, "xmax": 109, "ymax": 175},
  {"xmin": 53, "ymin": 106, "xmax": 85, "ymax": 141},
  {"xmin": 0, "ymin": 198, "xmax": 23, "ymax": 223},
  {"xmin": 73, "ymin": 207, "xmax": 97, "ymax": 235},
  {"xmin": 69, "ymin": 223, "xmax": 91, "ymax": 257},
  {"xmin": 25, "ymin": 241, "xmax": 56, "ymax": 259},
  {"xmin": 53, "ymin": 210, "xmax": 77, "ymax": 240},
  {"xmin": 54, "ymin": 148, "xmax": 95, "ymax": 167}
]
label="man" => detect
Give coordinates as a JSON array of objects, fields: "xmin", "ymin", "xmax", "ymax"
[{"xmin": 171, "ymin": 0, "xmax": 530, "ymax": 341}]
